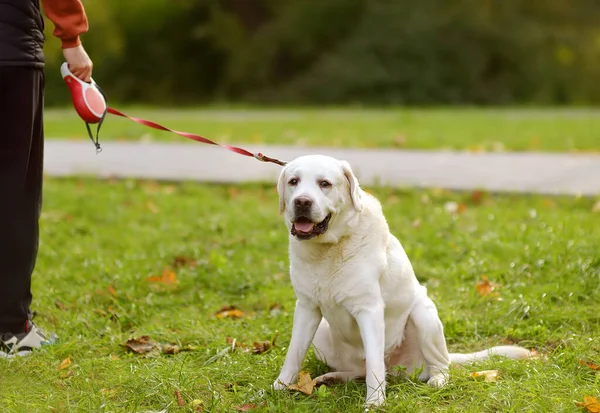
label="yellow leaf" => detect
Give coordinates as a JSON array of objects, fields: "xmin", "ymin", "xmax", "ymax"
[
  {"xmin": 471, "ymin": 369, "xmax": 499, "ymax": 382},
  {"xmin": 57, "ymin": 356, "xmax": 72, "ymax": 371},
  {"xmin": 576, "ymin": 395, "xmax": 600, "ymax": 412},
  {"xmin": 107, "ymin": 285, "xmax": 117, "ymax": 297},
  {"xmin": 580, "ymin": 360, "xmax": 600, "ymax": 371},
  {"xmin": 476, "ymin": 275, "xmax": 492, "ymax": 296},
  {"xmin": 147, "ymin": 201, "xmax": 159, "ymax": 214},
  {"xmin": 215, "ymin": 305, "xmax": 245, "ymax": 319},
  {"xmin": 287, "ymin": 371, "xmax": 317, "ymax": 395},
  {"xmin": 146, "ymin": 268, "xmax": 178, "ymax": 285}
]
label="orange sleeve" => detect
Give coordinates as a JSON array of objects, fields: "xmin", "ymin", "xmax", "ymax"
[{"xmin": 41, "ymin": 0, "xmax": 89, "ymax": 49}]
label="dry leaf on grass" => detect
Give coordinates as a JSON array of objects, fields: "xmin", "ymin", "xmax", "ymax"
[
  {"xmin": 579, "ymin": 360, "xmax": 600, "ymax": 371},
  {"xmin": 576, "ymin": 396, "xmax": 600, "ymax": 412},
  {"xmin": 215, "ymin": 305, "xmax": 245, "ymax": 319},
  {"xmin": 174, "ymin": 390, "xmax": 185, "ymax": 407},
  {"xmin": 147, "ymin": 201, "xmax": 159, "ymax": 213},
  {"xmin": 475, "ymin": 275, "xmax": 502, "ymax": 299},
  {"xmin": 592, "ymin": 200, "xmax": 600, "ymax": 213},
  {"xmin": 55, "ymin": 301, "xmax": 67, "ymax": 311},
  {"xmin": 288, "ymin": 371, "xmax": 317, "ymax": 395},
  {"xmin": 470, "ymin": 190, "xmax": 485, "ymax": 205},
  {"xmin": 123, "ymin": 336, "xmax": 195, "ymax": 356},
  {"xmin": 471, "ymin": 369, "xmax": 499, "ymax": 382},
  {"xmin": 57, "ymin": 356, "xmax": 72, "ymax": 370},
  {"xmin": 253, "ymin": 333, "xmax": 279, "ymax": 355},
  {"xmin": 107, "ymin": 285, "xmax": 117, "ymax": 297},
  {"xmin": 225, "ymin": 333, "xmax": 279, "ymax": 355},
  {"xmin": 146, "ymin": 268, "xmax": 178, "ymax": 285},
  {"xmin": 124, "ymin": 336, "xmax": 158, "ymax": 354},
  {"xmin": 235, "ymin": 403, "xmax": 260, "ymax": 412},
  {"xmin": 172, "ymin": 256, "xmax": 198, "ymax": 269}
]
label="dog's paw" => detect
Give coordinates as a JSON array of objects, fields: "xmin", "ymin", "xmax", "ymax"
[
  {"xmin": 427, "ymin": 373, "xmax": 448, "ymax": 388},
  {"xmin": 272, "ymin": 379, "xmax": 288, "ymax": 391},
  {"xmin": 363, "ymin": 391, "xmax": 385, "ymax": 410}
]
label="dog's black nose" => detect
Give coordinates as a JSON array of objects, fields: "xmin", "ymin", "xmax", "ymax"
[{"xmin": 294, "ymin": 197, "xmax": 313, "ymax": 208}]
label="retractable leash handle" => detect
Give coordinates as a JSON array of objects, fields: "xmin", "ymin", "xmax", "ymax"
[{"xmin": 61, "ymin": 62, "xmax": 107, "ymax": 152}]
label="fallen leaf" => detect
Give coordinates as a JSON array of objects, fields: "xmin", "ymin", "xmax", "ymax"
[
  {"xmin": 55, "ymin": 301, "xmax": 67, "ymax": 311},
  {"xmin": 101, "ymin": 388, "xmax": 117, "ymax": 397},
  {"xmin": 411, "ymin": 218, "xmax": 422, "ymax": 228},
  {"xmin": 174, "ymin": 390, "xmax": 185, "ymax": 407},
  {"xmin": 147, "ymin": 201, "xmax": 159, "ymax": 214},
  {"xmin": 161, "ymin": 344, "xmax": 181, "ymax": 355},
  {"xmin": 146, "ymin": 268, "xmax": 178, "ymax": 285},
  {"xmin": 592, "ymin": 200, "xmax": 600, "ymax": 213},
  {"xmin": 392, "ymin": 135, "xmax": 407, "ymax": 147},
  {"xmin": 579, "ymin": 360, "xmax": 600, "ymax": 371},
  {"xmin": 268, "ymin": 303, "xmax": 283, "ymax": 316},
  {"xmin": 107, "ymin": 285, "xmax": 117, "ymax": 297},
  {"xmin": 576, "ymin": 396, "xmax": 600, "ymax": 412},
  {"xmin": 110, "ymin": 354, "xmax": 120, "ymax": 361},
  {"xmin": 57, "ymin": 356, "xmax": 72, "ymax": 370},
  {"xmin": 468, "ymin": 144, "xmax": 487, "ymax": 153},
  {"xmin": 226, "ymin": 336, "xmax": 250, "ymax": 351},
  {"xmin": 227, "ymin": 187, "xmax": 241, "ymax": 199},
  {"xmin": 235, "ymin": 404, "xmax": 258, "ymax": 412},
  {"xmin": 471, "ymin": 369, "xmax": 499, "ymax": 382},
  {"xmin": 192, "ymin": 400, "xmax": 203, "ymax": 411},
  {"xmin": 470, "ymin": 190, "xmax": 485, "ymax": 205},
  {"xmin": 475, "ymin": 275, "xmax": 502, "ymax": 299},
  {"xmin": 288, "ymin": 371, "xmax": 317, "ymax": 395},
  {"xmin": 123, "ymin": 336, "xmax": 159, "ymax": 354},
  {"xmin": 172, "ymin": 256, "xmax": 197, "ymax": 269},
  {"xmin": 215, "ymin": 305, "xmax": 245, "ymax": 319},
  {"xmin": 253, "ymin": 333, "xmax": 279, "ymax": 355}
]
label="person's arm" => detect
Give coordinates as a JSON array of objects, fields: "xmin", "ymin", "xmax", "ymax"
[{"xmin": 41, "ymin": 0, "xmax": 93, "ymax": 82}]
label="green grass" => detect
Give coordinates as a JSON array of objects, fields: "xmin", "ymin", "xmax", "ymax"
[
  {"xmin": 45, "ymin": 107, "xmax": 600, "ymax": 152},
  {"xmin": 1, "ymin": 178, "xmax": 600, "ymax": 412}
]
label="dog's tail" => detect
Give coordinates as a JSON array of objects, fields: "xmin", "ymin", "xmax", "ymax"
[{"xmin": 449, "ymin": 345, "xmax": 533, "ymax": 365}]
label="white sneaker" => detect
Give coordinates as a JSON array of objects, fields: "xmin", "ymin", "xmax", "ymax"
[{"xmin": 0, "ymin": 321, "xmax": 56, "ymax": 358}]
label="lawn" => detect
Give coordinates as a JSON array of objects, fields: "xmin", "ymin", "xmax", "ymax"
[
  {"xmin": 1, "ymin": 178, "xmax": 599, "ymax": 412},
  {"xmin": 45, "ymin": 107, "xmax": 600, "ymax": 152}
]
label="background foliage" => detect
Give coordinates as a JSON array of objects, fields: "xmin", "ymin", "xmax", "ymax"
[{"xmin": 43, "ymin": 0, "xmax": 600, "ymax": 106}]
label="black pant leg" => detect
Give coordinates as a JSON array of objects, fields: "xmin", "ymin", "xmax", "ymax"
[{"xmin": 0, "ymin": 67, "xmax": 44, "ymax": 334}]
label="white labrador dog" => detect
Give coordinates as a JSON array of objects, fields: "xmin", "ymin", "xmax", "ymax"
[{"xmin": 272, "ymin": 155, "xmax": 531, "ymax": 408}]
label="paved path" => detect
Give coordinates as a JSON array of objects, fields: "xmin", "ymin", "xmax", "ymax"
[{"xmin": 44, "ymin": 140, "xmax": 600, "ymax": 196}]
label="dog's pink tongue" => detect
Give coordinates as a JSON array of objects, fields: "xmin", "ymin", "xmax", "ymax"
[{"xmin": 294, "ymin": 221, "xmax": 315, "ymax": 233}]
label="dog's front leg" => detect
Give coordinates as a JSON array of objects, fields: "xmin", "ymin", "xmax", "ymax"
[
  {"xmin": 355, "ymin": 306, "xmax": 386, "ymax": 408},
  {"xmin": 273, "ymin": 298, "xmax": 322, "ymax": 390}
]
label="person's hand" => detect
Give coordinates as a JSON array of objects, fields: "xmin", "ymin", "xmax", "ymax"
[{"xmin": 63, "ymin": 44, "xmax": 93, "ymax": 82}]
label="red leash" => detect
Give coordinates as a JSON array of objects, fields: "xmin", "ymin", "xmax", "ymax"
[
  {"xmin": 106, "ymin": 107, "xmax": 287, "ymax": 166},
  {"xmin": 61, "ymin": 63, "xmax": 288, "ymax": 167}
]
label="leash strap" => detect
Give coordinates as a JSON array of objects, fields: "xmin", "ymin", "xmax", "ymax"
[{"xmin": 105, "ymin": 107, "xmax": 288, "ymax": 167}]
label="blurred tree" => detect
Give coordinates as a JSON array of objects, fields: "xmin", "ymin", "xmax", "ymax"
[{"xmin": 42, "ymin": 0, "xmax": 600, "ymax": 106}]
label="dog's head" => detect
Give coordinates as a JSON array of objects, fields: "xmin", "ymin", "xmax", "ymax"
[{"xmin": 277, "ymin": 155, "xmax": 363, "ymax": 242}]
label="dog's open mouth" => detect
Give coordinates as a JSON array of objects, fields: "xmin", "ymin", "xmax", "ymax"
[{"xmin": 291, "ymin": 214, "xmax": 332, "ymax": 240}]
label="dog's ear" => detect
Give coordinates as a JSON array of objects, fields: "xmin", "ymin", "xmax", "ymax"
[
  {"xmin": 277, "ymin": 164, "xmax": 289, "ymax": 214},
  {"xmin": 340, "ymin": 160, "xmax": 363, "ymax": 212}
]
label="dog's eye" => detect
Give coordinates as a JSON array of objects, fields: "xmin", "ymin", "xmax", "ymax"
[
  {"xmin": 319, "ymin": 180, "xmax": 332, "ymax": 189},
  {"xmin": 288, "ymin": 178, "xmax": 299, "ymax": 186}
]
